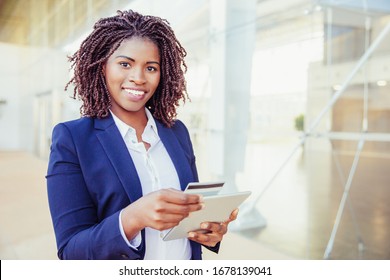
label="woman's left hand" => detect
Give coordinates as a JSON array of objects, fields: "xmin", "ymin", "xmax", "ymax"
[{"xmin": 187, "ymin": 208, "xmax": 239, "ymax": 247}]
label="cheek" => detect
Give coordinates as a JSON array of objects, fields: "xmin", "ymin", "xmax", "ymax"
[
  {"xmin": 105, "ymin": 68, "xmax": 125, "ymax": 88},
  {"xmin": 155, "ymin": 77, "xmax": 161, "ymax": 88},
  {"xmin": 152, "ymin": 75, "xmax": 161, "ymax": 89}
]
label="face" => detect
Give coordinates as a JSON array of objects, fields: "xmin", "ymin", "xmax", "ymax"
[{"xmin": 103, "ymin": 37, "xmax": 161, "ymax": 123}]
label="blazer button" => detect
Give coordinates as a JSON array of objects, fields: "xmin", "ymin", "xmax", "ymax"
[{"xmin": 121, "ymin": 254, "xmax": 129, "ymax": 259}]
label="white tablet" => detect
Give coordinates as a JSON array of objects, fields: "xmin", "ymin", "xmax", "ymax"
[{"xmin": 162, "ymin": 191, "xmax": 251, "ymax": 241}]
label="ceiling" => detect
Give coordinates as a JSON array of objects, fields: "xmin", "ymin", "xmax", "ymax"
[
  {"xmin": 0, "ymin": 0, "xmax": 29, "ymax": 45},
  {"xmin": 0, "ymin": 0, "xmax": 389, "ymax": 49},
  {"xmin": 0, "ymin": 0, "xmax": 125, "ymax": 47}
]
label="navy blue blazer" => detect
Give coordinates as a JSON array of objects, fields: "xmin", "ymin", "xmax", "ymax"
[{"xmin": 46, "ymin": 113, "xmax": 211, "ymax": 260}]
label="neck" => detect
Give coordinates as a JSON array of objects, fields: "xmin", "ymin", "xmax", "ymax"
[{"xmin": 111, "ymin": 108, "xmax": 148, "ymax": 129}]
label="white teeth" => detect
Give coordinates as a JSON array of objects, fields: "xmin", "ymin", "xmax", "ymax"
[{"xmin": 124, "ymin": 89, "xmax": 145, "ymax": 96}]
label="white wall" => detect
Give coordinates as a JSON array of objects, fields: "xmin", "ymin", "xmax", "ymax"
[
  {"xmin": 0, "ymin": 43, "xmax": 23, "ymax": 150},
  {"xmin": 0, "ymin": 43, "xmax": 69, "ymax": 153}
]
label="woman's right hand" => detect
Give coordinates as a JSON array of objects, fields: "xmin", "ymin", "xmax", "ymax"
[{"xmin": 120, "ymin": 188, "xmax": 203, "ymax": 240}]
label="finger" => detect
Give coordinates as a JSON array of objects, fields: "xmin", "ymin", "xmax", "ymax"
[
  {"xmin": 158, "ymin": 200, "xmax": 204, "ymax": 215},
  {"xmin": 157, "ymin": 189, "xmax": 203, "ymax": 205},
  {"xmin": 188, "ymin": 231, "xmax": 222, "ymax": 247},
  {"xmin": 149, "ymin": 197, "xmax": 204, "ymax": 218},
  {"xmin": 148, "ymin": 212, "xmax": 192, "ymax": 231},
  {"xmin": 151, "ymin": 221, "xmax": 183, "ymax": 231},
  {"xmin": 148, "ymin": 190, "xmax": 203, "ymax": 214},
  {"xmin": 200, "ymin": 222, "xmax": 227, "ymax": 235},
  {"xmin": 227, "ymin": 208, "xmax": 239, "ymax": 222}
]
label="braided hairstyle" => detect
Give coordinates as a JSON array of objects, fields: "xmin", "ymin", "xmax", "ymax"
[{"xmin": 65, "ymin": 10, "xmax": 188, "ymax": 127}]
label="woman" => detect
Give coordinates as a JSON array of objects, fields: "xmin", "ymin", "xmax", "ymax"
[{"xmin": 46, "ymin": 10, "xmax": 238, "ymax": 260}]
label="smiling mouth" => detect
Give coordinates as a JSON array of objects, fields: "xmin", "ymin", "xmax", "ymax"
[{"xmin": 123, "ymin": 88, "xmax": 146, "ymax": 96}]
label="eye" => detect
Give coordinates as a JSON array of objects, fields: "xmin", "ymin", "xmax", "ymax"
[
  {"xmin": 119, "ymin": 62, "xmax": 130, "ymax": 68},
  {"xmin": 146, "ymin": 66, "xmax": 158, "ymax": 72}
]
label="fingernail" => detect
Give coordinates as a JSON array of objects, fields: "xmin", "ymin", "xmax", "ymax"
[
  {"xmin": 188, "ymin": 232, "xmax": 196, "ymax": 238},
  {"xmin": 201, "ymin": 223, "xmax": 208, "ymax": 229},
  {"xmin": 200, "ymin": 203, "xmax": 205, "ymax": 209},
  {"xmin": 198, "ymin": 195, "xmax": 204, "ymax": 202}
]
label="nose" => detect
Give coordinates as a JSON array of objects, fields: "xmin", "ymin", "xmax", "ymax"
[{"xmin": 128, "ymin": 67, "xmax": 146, "ymax": 85}]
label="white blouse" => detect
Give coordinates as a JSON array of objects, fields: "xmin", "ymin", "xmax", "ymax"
[{"xmin": 111, "ymin": 109, "xmax": 191, "ymax": 260}]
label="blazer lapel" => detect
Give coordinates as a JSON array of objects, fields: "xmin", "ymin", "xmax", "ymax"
[
  {"xmin": 94, "ymin": 115, "xmax": 143, "ymax": 203},
  {"xmin": 156, "ymin": 121, "xmax": 194, "ymax": 191}
]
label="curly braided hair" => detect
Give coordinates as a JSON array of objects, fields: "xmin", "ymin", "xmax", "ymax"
[{"xmin": 65, "ymin": 10, "xmax": 188, "ymax": 127}]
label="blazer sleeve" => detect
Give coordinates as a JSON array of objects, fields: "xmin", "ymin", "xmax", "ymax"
[{"xmin": 46, "ymin": 123, "xmax": 143, "ymax": 260}]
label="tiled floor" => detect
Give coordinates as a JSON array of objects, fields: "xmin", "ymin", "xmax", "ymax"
[
  {"xmin": 0, "ymin": 151, "xmax": 57, "ymax": 259},
  {"xmin": 1, "ymin": 141, "xmax": 389, "ymax": 260},
  {"xmin": 231, "ymin": 140, "xmax": 390, "ymax": 260}
]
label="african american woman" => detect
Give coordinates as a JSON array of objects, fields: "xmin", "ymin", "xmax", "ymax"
[{"xmin": 46, "ymin": 10, "xmax": 238, "ymax": 260}]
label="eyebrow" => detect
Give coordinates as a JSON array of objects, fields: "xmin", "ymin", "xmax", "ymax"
[{"xmin": 115, "ymin": 55, "xmax": 160, "ymax": 65}]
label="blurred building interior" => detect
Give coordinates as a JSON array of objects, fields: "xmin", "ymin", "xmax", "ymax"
[{"xmin": 0, "ymin": 0, "xmax": 389, "ymax": 259}]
